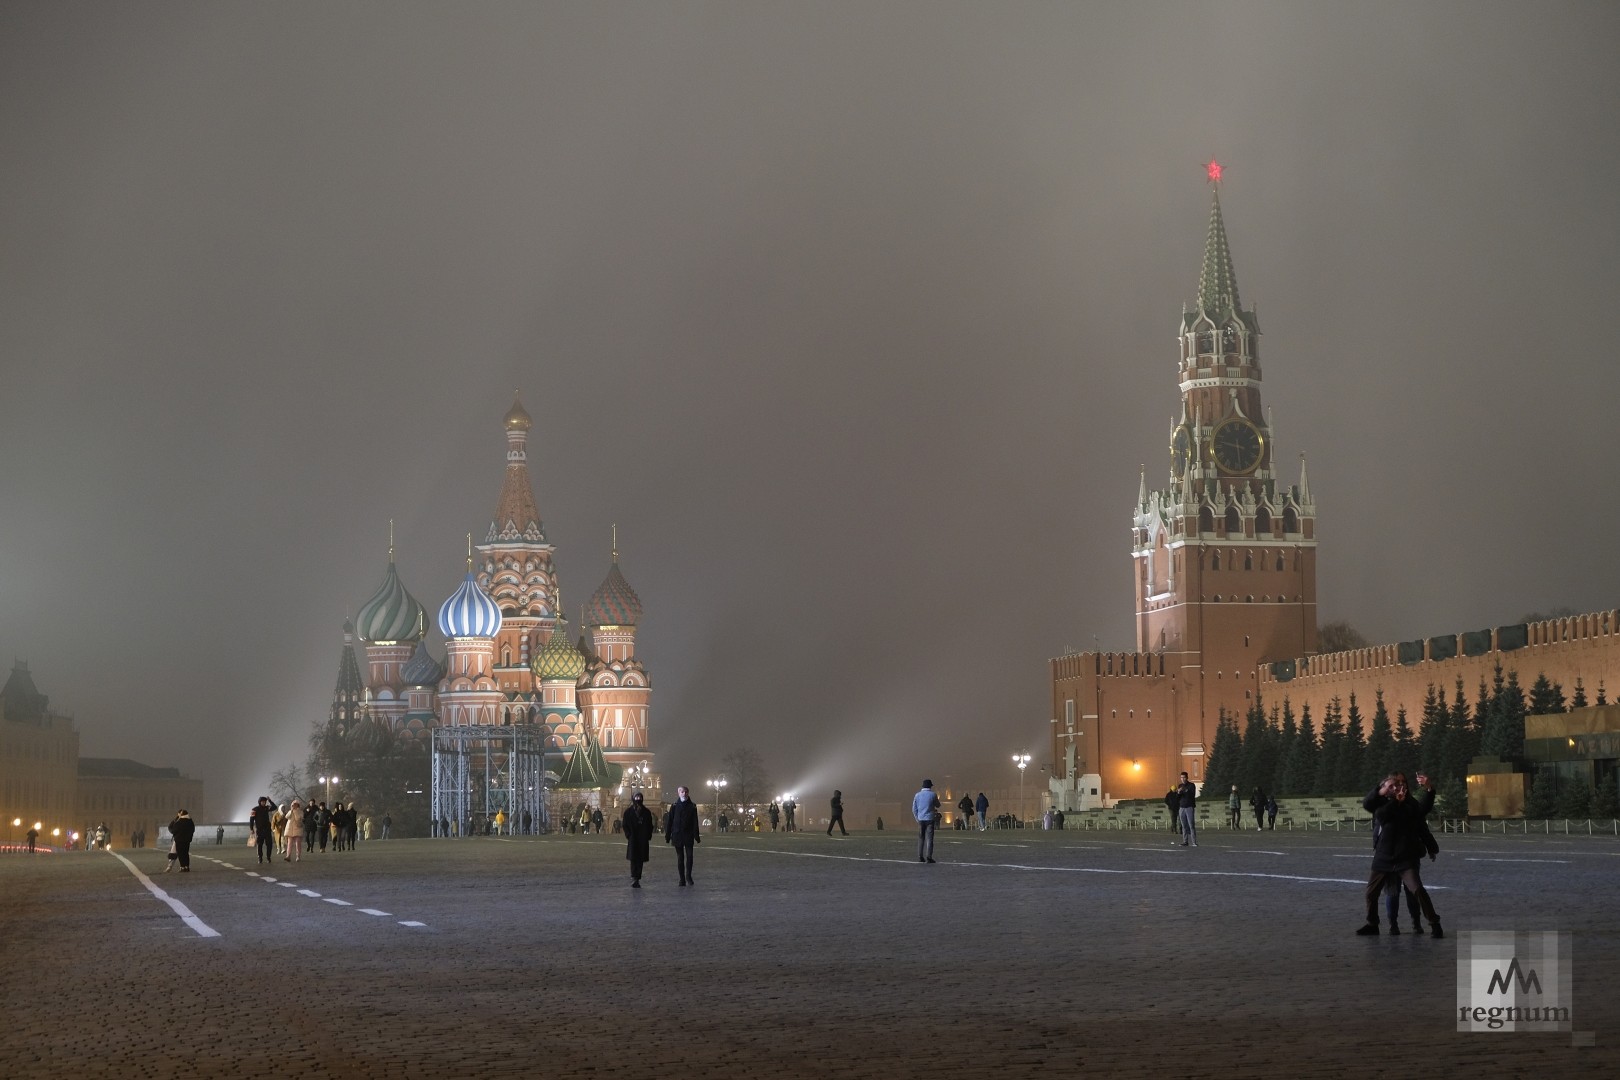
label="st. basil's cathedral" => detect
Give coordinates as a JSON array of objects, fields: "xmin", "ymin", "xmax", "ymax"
[{"xmin": 329, "ymin": 397, "xmax": 652, "ymax": 798}]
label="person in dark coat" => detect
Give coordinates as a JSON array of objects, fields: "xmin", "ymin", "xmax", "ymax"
[
  {"xmin": 166, "ymin": 809, "xmax": 196, "ymax": 872},
  {"xmin": 1250, "ymin": 788, "xmax": 1267, "ymax": 832},
  {"xmin": 767, "ymin": 801, "xmax": 780, "ymax": 831},
  {"xmin": 828, "ymin": 790, "xmax": 848, "ymax": 836},
  {"xmin": 623, "ymin": 793, "xmax": 655, "ymax": 888},
  {"xmin": 1166, "ymin": 787, "xmax": 1180, "ymax": 832},
  {"xmin": 249, "ymin": 797, "xmax": 275, "ymax": 864},
  {"xmin": 1357, "ymin": 772, "xmax": 1442, "ymax": 937},
  {"xmin": 664, "ymin": 785, "xmax": 702, "ymax": 885}
]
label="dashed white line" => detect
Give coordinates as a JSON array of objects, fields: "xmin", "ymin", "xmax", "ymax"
[
  {"xmin": 358, "ymin": 908, "xmax": 391, "ymax": 917},
  {"xmin": 278, "ymin": 882, "xmax": 298, "ymax": 888},
  {"xmin": 398, "ymin": 921, "xmax": 426, "ymax": 928},
  {"xmin": 1465, "ymin": 858, "xmax": 1570, "ymax": 864},
  {"xmin": 323, "ymin": 898, "xmax": 353, "ymax": 906},
  {"xmin": 298, "ymin": 889, "xmax": 322, "ymax": 897}
]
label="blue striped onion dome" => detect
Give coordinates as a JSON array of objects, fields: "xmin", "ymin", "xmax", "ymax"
[
  {"xmin": 400, "ymin": 640, "xmax": 444, "ymax": 686},
  {"xmin": 356, "ymin": 563, "xmax": 426, "ymax": 643},
  {"xmin": 587, "ymin": 562, "xmax": 643, "ymax": 626},
  {"xmin": 438, "ymin": 572, "xmax": 503, "ymax": 639},
  {"xmin": 531, "ymin": 622, "xmax": 585, "ymax": 681}
]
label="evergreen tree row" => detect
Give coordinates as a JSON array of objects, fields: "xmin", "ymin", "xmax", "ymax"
[{"xmin": 1201, "ymin": 667, "xmax": 1600, "ymax": 812}]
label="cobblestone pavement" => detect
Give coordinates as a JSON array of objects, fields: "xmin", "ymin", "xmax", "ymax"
[{"xmin": 2, "ymin": 826, "xmax": 1616, "ymax": 1078}]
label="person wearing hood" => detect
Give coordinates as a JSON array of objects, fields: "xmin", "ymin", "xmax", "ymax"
[{"xmin": 623, "ymin": 793, "xmax": 654, "ymax": 888}]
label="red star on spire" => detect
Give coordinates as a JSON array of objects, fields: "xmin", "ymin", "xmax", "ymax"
[{"xmin": 1205, "ymin": 159, "xmax": 1223, "ymax": 184}]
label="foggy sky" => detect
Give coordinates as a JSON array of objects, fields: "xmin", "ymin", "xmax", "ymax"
[{"xmin": 4, "ymin": 2, "xmax": 1619, "ymax": 818}]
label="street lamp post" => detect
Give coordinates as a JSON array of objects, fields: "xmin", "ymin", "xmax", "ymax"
[
  {"xmin": 319, "ymin": 774, "xmax": 341, "ymax": 805},
  {"xmin": 1012, "ymin": 752, "xmax": 1031, "ymax": 827},
  {"xmin": 706, "ymin": 777, "xmax": 727, "ymax": 825}
]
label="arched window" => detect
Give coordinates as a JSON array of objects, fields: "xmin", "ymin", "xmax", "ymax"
[
  {"xmin": 1211, "ymin": 551, "xmax": 1221, "ymax": 571},
  {"xmin": 1199, "ymin": 507, "xmax": 1215, "ymax": 533},
  {"xmin": 1255, "ymin": 508, "xmax": 1271, "ymax": 534},
  {"xmin": 1275, "ymin": 554, "xmax": 1285, "ymax": 571},
  {"xmin": 1244, "ymin": 552, "xmax": 1253, "ymax": 571},
  {"xmin": 1225, "ymin": 507, "xmax": 1241, "ymax": 534},
  {"xmin": 1283, "ymin": 508, "xmax": 1299, "ymax": 533}
]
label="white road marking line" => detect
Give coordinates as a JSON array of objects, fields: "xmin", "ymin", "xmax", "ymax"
[
  {"xmin": 245, "ymin": 872, "xmax": 260, "ymax": 878},
  {"xmin": 323, "ymin": 898, "xmax": 353, "ymax": 906},
  {"xmin": 297, "ymin": 889, "xmax": 322, "ymax": 897},
  {"xmin": 261, "ymin": 876, "xmax": 277, "ymax": 882},
  {"xmin": 729, "ymin": 846, "xmax": 1389, "ymax": 886},
  {"xmin": 398, "ymin": 921, "xmax": 426, "ymax": 928},
  {"xmin": 279, "ymin": 882, "xmax": 298, "ymax": 888},
  {"xmin": 358, "ymin": 908, "xmax": 391, "ymax": 916},
  {"xmin": 105, "ymin": 850, "xmax": 220, "ymax": 939},
  {"xmin": 1465, "ymin": 858, "xmax": 1570, "ymax": 864}
]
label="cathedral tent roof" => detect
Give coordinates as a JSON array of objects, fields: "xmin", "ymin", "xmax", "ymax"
[{"xmin": 553, "ymin": 731, "xmax": 621, "ymax": 789}]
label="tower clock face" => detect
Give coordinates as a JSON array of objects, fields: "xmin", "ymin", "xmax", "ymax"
[
  {"xmin": 1170, "ymin": 425, "xmax": 1192, "ymax": 478},
  {"xmin": 1210, "ymin": 418, "xmax": 1264, "ymax": 475}
]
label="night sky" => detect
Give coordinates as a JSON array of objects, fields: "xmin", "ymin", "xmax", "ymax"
[{"xmin": 4, "ymin": 2, "xmax": 1618, "ymax": 817}]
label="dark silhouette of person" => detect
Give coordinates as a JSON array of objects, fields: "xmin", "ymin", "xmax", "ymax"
[
  {"xmin": 827, "ymin": 790, "xmax": 848, "ymax": 836},
  {"xmin": 215, "ymin": 824, "xmax": 225, "ymax": 846},
  {"xmin": 25, "ymin": 825, "xmax": 38, "ymax": 852},
  {"xmin": 1166, "ymin": 787, "xmax": 1180, "ymax": 832},
  {"xmin": 623, "ymin": 793, "xmax": 654, "ymax": 888},
  {"xmin": 1358, "ymin": 772, "xmax": 1442, "ymax": 938},
  {"xmin": 167, "ymin": 809, "xmax": 196, "ymax": 872},
  {"xmin": 665, "ymin": 785, "xmax": 701, "ymax": 885},
  {"xmin": 768, "ymin": 802, "xmax": 780, "ymax": 831},
  {"xmin": 250, "ymin": 797, "xmax": 276, "ymax": 864}
]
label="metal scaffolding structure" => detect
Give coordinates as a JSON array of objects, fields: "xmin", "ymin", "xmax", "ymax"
[{"xmin": 431, "ymin": 725, "xmax": 549, "ymax": 835}]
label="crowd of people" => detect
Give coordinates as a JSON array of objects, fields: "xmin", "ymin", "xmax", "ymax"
[{"xmin": 245, "ymin": 796, "xmax": 386, "ymax": 863}]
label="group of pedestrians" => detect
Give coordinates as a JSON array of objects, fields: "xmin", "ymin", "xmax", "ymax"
[
  {"xmin": 622, "ymin": 785, "xmax": 702, "ymax": 887},
  {"xmin": 248, "ymin": 796, "xmax": 366, "ymax": 864},
  {"xmin": 1222, "ymin": 786, "xmax": 1280, "ymax": 830}
]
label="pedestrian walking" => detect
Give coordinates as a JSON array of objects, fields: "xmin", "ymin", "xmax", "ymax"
[
  {"xmin": 665, "ymin": 785, "xmax": 701, "ymax": 885},
  {"xmin": 284, "ymin": 799, "xmax": 305, "ymax": 862},
  {"xmin": 913, "ymin": 779, "xmax": 941, "ymax": 863},
  {"xmin": 166, "ymin": 809, "xmax": 195, "ymax": 872},
  {"xmin": 828, "ymin": 790, "xmax": 848, "ymax": 836},
  {"xmin": 381, "ymin": 813, "xmax": 392, "ymax": 840},
  {"xmin": 1227, "ymin": 785, "xmax": 1241, "ymax": 829},
  {"xmin": 25, "ymin": 825, "xmax": 38, "ymax": 852},
  {"xmin": 1166, "ymin": 786, "xmax": 1180, "ymax": 831},
  {"xmin": 250, "ymin": 797, "xmax": 276, "ymax": 864},
  {"xmin": 215, "ymin": 824, "xmax": 224, "ymax": 846},
  {"xmin": 1266, "ymin": 796, "xmax": 1278, "ymax": 831},
  {"xmin": 1356, "ymin": 772, "xmax": 1443, "ymax": 938},
  {"xmin": 957, "ymin": 793, "xmax": 973, "ymax": 831},
  {"xmin": 272, "ymin": 801, "xmax": 288, "ymax": 854},
  {"xmin": 768, "ymin": 802, "xmax": 780, "ymax": 832},
  {"xmin": 975, "ymin": 792, "xmax": 989, "ymax": 831},
  {"xmin": 623, "ymin": 792, "xmax": 654, "ymax": 888},
  {"xmin": 783, "ymin": 797, "xmax": 797, "ymax": 832},
  {"xmin": 1250, "ymin": 787, "xmax": 1267, "ymax": 832},
  {"xmin": 1174, "ymin": 772, "xmax": 1198, "ymax": 847}
]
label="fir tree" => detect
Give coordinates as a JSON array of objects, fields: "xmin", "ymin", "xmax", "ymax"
[
  {"xmin": 1236, "ymin": 700, "xmax": 1269, "ymax": 795},
  {"xmin": 1528, "ymin": 672, "xmax": 1565, "ymax": 717},
  {"xmin": 1592, "ymin": 771, "xmax": 1620, "ymax": 819},
  {"xmin": 1316, "ymin": 698, "xmax": 1346, "ymax": 795},
  {"xmin": 1436, "ymin": 777, "xmax": 1468, "ymax": 819},
  {"xmin": 1555, "ymin": 780, "xmax": 1592, "ymax": 820},
  {"xmin": 1203, "ymin": 708, "xmax": 1242, "ymax": 797},
  {"xmin": 1497, "ymin": 670, "xmax": 1527, "ymax": 758},
  {"xmin": 1523, "ymin": 772, "xmax": 1557, "ymax": 819},
  {"xmin": 1393, "ymin": 705, "xmax": 1417, "ymax": 773},
  {"xmin": 1571, "ymin": 677, "xmax": 1589, "ymax": 709},
  {"xmin": 1417, "ymin": 684, "xmax": 1447, "ymax": 778},
  {"xmin": 1364, "ymin": 692, "xmax": 1395, "ymax": 789},
  {"xmin": 1339, "ymin": 692, "xmax": 1366, "ymax": 792},
  {"xmin": 1286, "ymin": 704, "xmax": 1318, "ymax": 799},
  {"xmin": 1275, "ymin": 699, "xmax": 1302, "ymax": 796},
  {"xmin": 1598, "ymin": 681, "xmax": 1609, "ymax": 706}
]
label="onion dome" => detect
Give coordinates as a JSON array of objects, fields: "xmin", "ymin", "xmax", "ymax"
[
  {"xmin": 356, "ymin": 562, "xmax": 426, "ymax": 643},
  {"xmin": 438, "ymin": 571, "xmax": 503, "ymax": 639},
  {"xmin": 504, "ymin": 395, "xmax": 532, "ymax": 431},
  {"xmin": 532, "ymin": 621, "xmax": 585, "ymax": 681},
  {"xmin": 588, "ymin": 560, "xmax": 643, "ymax": 626},
  {"xmin": 400, "ymin": 640, "xmax": 444, "ymax": 686}
]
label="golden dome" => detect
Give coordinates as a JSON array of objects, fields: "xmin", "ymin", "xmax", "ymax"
[{"xmin": 504, "ymin": 395, "xmax": 532, "ymax": 431}]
